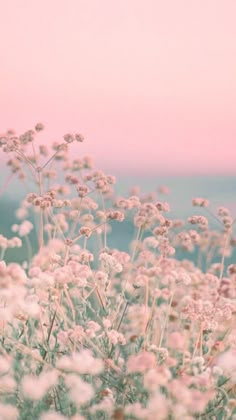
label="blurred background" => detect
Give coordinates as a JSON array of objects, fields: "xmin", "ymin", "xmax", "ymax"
[{"xmin": 0, "ymin": 0, "xmax": 236, "ymax": 174}]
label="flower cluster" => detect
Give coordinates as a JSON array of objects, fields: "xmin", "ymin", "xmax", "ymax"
[{"xmin": 0, "ymin": 125, "xmax": 235, "ymax": 419}]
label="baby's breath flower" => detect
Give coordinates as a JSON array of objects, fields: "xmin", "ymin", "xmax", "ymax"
[
  {"xmin": 0, "ymin": 404, "xmax": 18, "ymax": 420},
  {"xmin": 75, "ymin": 133, "xmax": 84, "ymax": 142},
  {"xmin": 63, "ymin": 133, "xmax": 74, "ymax": 143},
  {"xmin": 35, "ymin": 122, "xmax": 44, "ymax": 132},
  {"xmin": 192, "ymin": 197, "xmax": 209, "ymax": 207}
]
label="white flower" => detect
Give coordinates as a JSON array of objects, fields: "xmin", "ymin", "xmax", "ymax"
[{"xmin": 99, "ymin": 252, "xmax": 123, "ymax": 273}]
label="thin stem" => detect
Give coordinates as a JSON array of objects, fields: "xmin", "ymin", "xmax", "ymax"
[
  {"xmin": 25, "ymin": 235, "xmax": 33, "ymax": 266},
  {"xmin": 142, "ymin": 279, "xmax": 149, "ymax": 336},
  {"xmin": 41, "ymin": 145, "xmax": 65, "ymax": 170},
  {"xmin": 200, "ymin": 323, "xmax": 203, "ymax": 358},
  {"xmin": 15, "ymin": 150, "xmax": 36, "ymax": 170},
  {"xmin": 131, "ymin": 226, "xmax": 142, "ymax": 263},
  {"xmin": 72, "ymin": 222, "xmax": 106, "ymax": 243},
  {"xmin": 64, "ymin": 244, "xmax": 69, "ymax": 265},
  {"xmin": 83, "ymin": 236, "xmax": 88, "ymax": 250},
  {"xmin": 95, "ymin": 287, "xmax": 106, "ymax": 311},
  {"xmin": 101, "ymin": 193, "xmax": 107, "ymax": 249},
  {"xmin": 37, "ymin": 170, "xmax": 44, "ymax": 249},
  {"xmin": 204, "ymin": 207, "xmax": 223, "ymax": 227},
  {"xmin": 219, "ymin": 230, "xmax": 231, "ymax": 284},
  {"xmin": 47, "ymin": 208, "xmax": 67, "ymax": 242},
  {"xmin": 63, "ymin": 286, "xmax": 76, "ymax": 322},
  {"xmin": 0, "ymin": 248, "xmax": 6, "ymax": 260},
  {"xmin": 31, "ymin": 139, "xmax": 37, "ymax": 164},
  {"xmin": 117, "ymin": 301, "xmax": 129, "ymax": 332},
  {"xmin": 114, "ymin": 225, "xmax": 143, "ymax": 321},
  {"xmin": 145, "ymin": 291, "xmax": 157, "ymax": 345},
  {"xmin": 159, "ymin": 292, "xmax": 174, "ymax": 348},
  {"xmin": 192, "ymin": 328, "xmax": 201, "ymax": 359}
]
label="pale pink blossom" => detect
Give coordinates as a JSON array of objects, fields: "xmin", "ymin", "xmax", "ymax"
[
  {"xmin": 40, "ymin": 412, "xmax": 67, "ymax": 420},
  {"xmin": 106, "ymin": 329, "xmax": 126, "ymax": 345},
  {"xmin": 0, "ymin": 375, "xmax": 16, "ymax": 393},
  {"xmin": 57, "ymin": 350, "xmax": 104, "ymax": 375},
  {"xmin": 21, "ymin": 370, "xmax": 58, "ymax": 400},
  {"xmin": 86, "ymin": 320, "xmax": 101, "ymax": 337},
  {"xmin": 168, "ymin": 331, "xmax": 185, "ymax": 349},
  {"xmin": 127, "ymin": 351, "xmax": 156, "ymax": 373},
  {"xmin": 0, "ymin": 404, "xmax": 19, "ymax": 420},
  {"xmin": 125, "ymin": 403, "xmax": 148, "ymax": 419},
  {"xmin": 192, "ymin": 197, "xmax": 209, "ymax": 207},
  {"xmin": 12, "ymin": 220, "xmax": 33, "ymax": 236},
  {"xmin": 216, "ymin": 349, "xmax": 236, "ymax": 373},
  {"xmin": 65, "ymin": 374, "xmax": 94, "ymax": 406},
  {"xmin": 146, "ymin": 392, "xmax": 169, "ymax": 420},
  {"xmin": 0, "ymin": 356, "xmax": 11, "ymax": 375}
]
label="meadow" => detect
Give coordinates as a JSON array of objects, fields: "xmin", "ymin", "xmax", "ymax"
[{"xmin": 0, "ymin": 125, "xmax": 236, "ymax": 419}]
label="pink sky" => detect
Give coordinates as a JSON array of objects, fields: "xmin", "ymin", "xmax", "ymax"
[{"xmin": 0, "ymin": 0, "xmax": 236, "ymax": 174}]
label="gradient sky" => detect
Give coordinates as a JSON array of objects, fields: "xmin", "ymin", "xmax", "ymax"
[{"xmin": 0, "ymin": 0, "xmax": 236, "ymax": 174}]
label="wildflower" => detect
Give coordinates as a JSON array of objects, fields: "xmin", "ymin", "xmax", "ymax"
[
  {"xmin": 35, "ymin": 122, "xmax": 44, "ymax": 132},
  {"xmin": 129, "ymin": 195, "xmax": 141, "ymax": 208},
  {"xmin": 186, "ymin": 389, "xmax": 216, "ymax": 414},
  {"xmin": 153, "ymin": 226, "xmax": 168, "ymax": 236},
  {"xmin": 216, "ymin": 349, "xmax": 236, "ymax": 372},
  {"xmin": 78, "ymin": 250, "xmax": 94, "ymax": 263},
  {"xmin": 63, "ymin": 133, "xmax": 74, "ymax": 143},
  {"xmin": 106, "ymin": 330, "xmax": 126, "ymax": 345},
  {"xmin": 168, "ymin": 331, "xmax": 185, "ymax": 349},
  {"xmin": 114, "ymin": 197, "xmax": 131, "ymax": 209},
  {"xmin": 227, "ymin": 264, "xmax": 236, "ymax": 276},
  {"xmin": 0, "ymin": 234, "xmax": 8, "ymax": 249},
  {"xmin": 192, "ymin": 197, "xmax": 209, "ymax": 207},
  {"xmin": 106, "ymin": 210, "xmax": 125, "ymax": 221},
  {"xmin": 0, "ymin": 356, "xmax": 11, "ymax": 375},
  {"xmin": 146, "ymin": 392, "xmax": 169, "ymax": 420},
  {"xmin": 71, "ymin": 416, "xmax": 86, "ymax": 420},
  {"xmin": 99, "ymin": 252, "xmax": 123, "ymax": 273},
  {"xmin": 125, "ymin": 403, "xmax": 148, "ymax": 419},
  {"xmin": 0, "ymin": 376, "xmax": 16, "ymax": 393},
  {"xmin": 155, "ymin": 201, "xmax": 170, "ymax": 212},
  {"xmin": 75, "ymin": 133, "xmax": 84, "ymax": 142},
  {"xmin": 39, "ymin": 144, "xmax": 49, "ymax": 156},
  {"xmin": 86, "ymin": 320, "xmax": 101, "ymax": 337},
  {"xmin": 76, "ymin": 184, "xmax": 89, "ymax": 197},
  {"xmin": 21, "ymin": 370, "xmax": 58, "ymax": 400},
  {"xmin": 12, "ymin": 220, "xmax": 33, "ymax": 236},
  {"xmin": 212, "ymin": 366, "xmax": 223, "ymax": 377},
  {"xmin": 19, "ymin": 130, "xmax": 34, "ymax": 144},
  {"xmin": 218, "ymin": 206, "xmax": 230, "ymax": 217},
  {"xmin": 158, "ymin": 237, "xmax": 175, "ymax": 256},
  {"xmin": 143, "ymin": 236, "xmax": 159, "ymax": 249},
  {"xmin": 188, "ymin": 215, "xmax": 208, "ymax": 228},
  {"xmin": 57, "ymin": 350, "xmax": 104, "ymax": 375},
  {"xmin": 144, "ymin": 366, "xmax": 171, "ymax": 390},
  {"xmin": 40, "ymin": 412, "xmax": 67, "ymax": 420},
  {"xmin": 83, "ymin": 155, "xmax": 93, "ymax": 168},
  {"xmin": 103, "ymin": 318, "xmax": 112, "ymax": 329},
  {"xmin": 127, "ymin": 351, "xmax": 156, "ymax": 373},
  {"xmin": 79, "ymin": 226, "xmax": 92, "ymax": 237},
  {"xmin": 66, "ymin": 174, "xmax": 79, "ymax": 184},
  {"xmin": 0, "ymin": 404, "xmax": 19, "ymax": 420},
  {"xmin": 65, "ymin": 374, "xmax": 94, "ymax": 406},
  {"xmin": 0, "ymin": 136, "xmax": 7, "ymax": 146}
]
